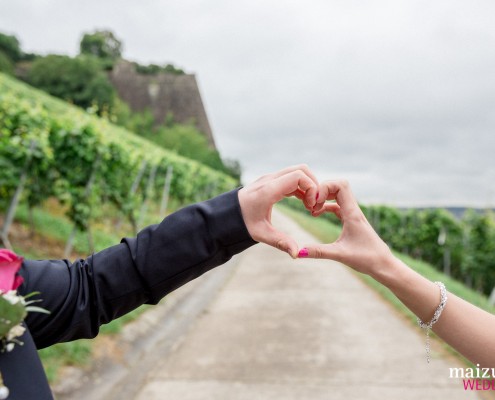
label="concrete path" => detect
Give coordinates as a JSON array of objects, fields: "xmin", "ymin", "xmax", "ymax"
[
  {"xmin": 128, "ymin": 210, "xmax": 479, "ymax": 400},
  {"xmin": 57, "ymin": 210, "xmax": 481, "ymax": 399}
]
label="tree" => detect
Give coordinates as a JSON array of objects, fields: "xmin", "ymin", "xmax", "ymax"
[
  {"xmin": 27, "ymin": 54, "xmax": 116, "ymax": 113},
  {"xmin": 463, "ymin": 210, "xmax": 495, "ymax": 295},
  {"xmin": 0, "ymin": 51, "xmax": 14, "ymax": 75},
  {"xmin": 0, "ymin": 32, "xmax": 22, "ymax": 62},
  {"xmin": 140, "ymin": 123, "xmax": 240, "ymax": 180},
  {"xmin": 146, "ymin": 124, "xmax": 219, "ymax": 165},
  {"xmin": 135, "ymin": 62, "xmax": 185, "ymax": 76},
  {"xmin": 80, "ymin": 30, "xmax": 123, "ymax": 62},
  {"xmin": 222, "ymin": 159, "xmax": 242, "ymax": 182}
]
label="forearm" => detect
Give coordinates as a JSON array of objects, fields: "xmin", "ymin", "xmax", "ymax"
[
  {"xmin": 23, "ymin": 189, "xmax": 256, "ymax": 348},
  {"xmin": 116, "ymin": 188, "xmax": 256, "ymax": 305},
  {"xmin": 373, "ymin": 255, "xmax": 495, "ymax": 366}
]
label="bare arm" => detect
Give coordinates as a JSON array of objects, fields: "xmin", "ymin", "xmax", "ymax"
[{"xmin": 301, "ymin": 180, "xmax": 495, "ymax": 367}]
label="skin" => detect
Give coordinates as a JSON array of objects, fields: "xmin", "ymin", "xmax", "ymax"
[
  {"xmin": 301, "ymin": 179, "xmax": 495, "ymax": 367},
  {"xmin": 238, "ymin": 164, "xmax": 319, "ymax": 259}
]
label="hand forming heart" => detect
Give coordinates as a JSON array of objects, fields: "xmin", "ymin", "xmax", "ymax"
[
  {"xmin": 239, "ymin": 169, "xmax": 393, "ymax": 274},
  {"xmin": 238, "ymin": 164, "xmax": 319, "ymax": 259},
  {"xmin": 242, "ymin": 167, "xmax": 495, "ymax": 371},
  {"xmin": 299, "ymin": 179, "xmax": 393, "ymax": 276}
]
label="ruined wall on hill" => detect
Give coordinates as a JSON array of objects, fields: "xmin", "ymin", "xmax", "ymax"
[{"xmin": 109, "ymin": 60, "xmax": 216, "ymax": 148}]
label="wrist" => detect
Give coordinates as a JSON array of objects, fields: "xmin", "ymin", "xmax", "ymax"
[
  {"xmin": 237, "ymin": 187, "xmax": 255, "ymax": 240},
  {"xmin": 205, "ymin": 188, "xmax": 256, "ymax": 246},
  {"xmin": 369, "ymin": 251, "xmax": 408, "ymax": 288}
]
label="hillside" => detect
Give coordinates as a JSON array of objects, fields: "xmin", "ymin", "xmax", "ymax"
[{"xmin": 0, "ymin": 72, "xmax": 237, "ymax": 255}]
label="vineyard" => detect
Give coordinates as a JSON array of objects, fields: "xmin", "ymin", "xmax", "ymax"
[
  {"xmin": 2, "ymin": 69, "xmax": 494, "ymax": 297},
  {"xmin": 0, "ymin": 72, "xmax": 237, "ymax": 254},
  {"xmin": 283, "ymin": 198, "xmax": 495, "ymax": 297}
]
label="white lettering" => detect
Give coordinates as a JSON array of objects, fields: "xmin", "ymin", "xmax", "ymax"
[{"xmin": 450, "ymin": 368, "xmax": 465, "ymax": 378}]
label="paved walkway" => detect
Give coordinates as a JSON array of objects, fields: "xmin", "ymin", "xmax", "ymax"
[
  {"xmin": 129, "ymin": 210, "xmax": 479, "ymax": 400},
  {"xmin": 57, "ymin": 210, "xmax": 480, "ymax": 399}
]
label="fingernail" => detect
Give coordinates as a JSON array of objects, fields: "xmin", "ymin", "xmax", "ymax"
[
  {"xmin": 316, "ymin": 192, "xmax": 320, "ymax": 201},
  {"xmin": 298, "ymin": 248, "xmax": 309, "ymax": 258}
]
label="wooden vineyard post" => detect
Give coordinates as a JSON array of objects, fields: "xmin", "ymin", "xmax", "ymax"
[
  {"xmin": 129, "ymin": 160, "xmax": 148, "ymax": 196},
  {"xmin": 63, "ymin": 154, "xmax": 101, "ymax": 258},
  {"xmin": 159, "ymin": 165, "xmax": 174, "ymax": 219},
  {"xmin": 114, "ymin": 160, "xmax": 148, "ymax": 233},
  {"xmin": 1, "ymin": 140, "xmax": 36, "ymax": 249},
  {"xmin": 137, "ymin": 164, "xmax": 158, "ymax": 232},
  {"xmin": 438, "ymin": 227, "xmax": 451, "ymax": 277},
  {"xmin": 489, "ymin": 287, "xmax": 495, "ymax": 306}
]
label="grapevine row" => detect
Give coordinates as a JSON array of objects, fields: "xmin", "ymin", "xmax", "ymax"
[
  {"xmin": 0, "ymin": 73, "xmax": 237, "ymax": 249},
  {"xmin": 283, "ymin": 197, "xmax": 495, "ymax": 297}
]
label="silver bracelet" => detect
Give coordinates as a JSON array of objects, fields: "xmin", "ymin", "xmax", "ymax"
[{"xmin": 417, "ymin": 281, "xmax": 448, "ymax": 363}]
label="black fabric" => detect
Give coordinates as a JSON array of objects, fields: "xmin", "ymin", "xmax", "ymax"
[
  {"xmin": 0, "ymin": 328, "xmax": 53, "ymax": 400},
  {"xmin": 0, "ymin": 189, "xmax": 256, "ymax": 399}
]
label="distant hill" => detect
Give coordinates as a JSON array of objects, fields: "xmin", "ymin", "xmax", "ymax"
[{"xmin": 399, "ymin": 206, "xmax": 495, "ymax": 219}]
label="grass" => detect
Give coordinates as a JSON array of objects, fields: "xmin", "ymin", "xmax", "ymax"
[
  {"xmin": 7, "ymin": 200, "xmax": 173, "ymax": 383},
  {"xmin": 13, "ymin": 198, "xmax": 182, "ymax": 258},
  {"xmin": 12, "ymin": 199, "xmax": 494, "ymax": 382},
  {"xmin": 279, "ymin": 205, "xmax": 341, "ymax": 243},
  {"xmin": 38, "ymin": 305, "xmax": 150, "ymax": 382},
  {"xmin": 15, "ymin": 205, "xmax": 122, "ymax": 255},
  {"xmin": 278, "ymin": 204, "xmax": 495, "ymax": 364},
  {"xmin": 38, "ymin": 340, "xmax": 92, "ymax": 383},
  {"xmin": 278, "ymin": 204, "xmax": 495, "ymax": 314},
  {"xmin": 0, "ymin": 72, "xmax": 237, "ymax": 190}
]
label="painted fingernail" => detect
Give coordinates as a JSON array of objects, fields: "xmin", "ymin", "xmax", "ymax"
[
  {"xmin": 316, "ymin": 192, "xmax": 320, "ymax": 201},
  {"xmin": 298, "ymin": 248, "xmax": 309, "ymax": 258}
]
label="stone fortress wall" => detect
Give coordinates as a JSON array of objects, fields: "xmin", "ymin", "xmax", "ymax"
[{"xmin": 109, "ymin": 60, "xmax": 216, "ymax": 148}]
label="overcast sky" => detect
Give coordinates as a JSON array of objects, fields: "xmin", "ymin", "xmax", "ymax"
[{"xmin": 1, "ymin": 0, "xmax": 495, "ymax": 206}]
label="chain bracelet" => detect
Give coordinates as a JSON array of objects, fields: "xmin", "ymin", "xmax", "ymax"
[{"xmin": 417, "ymin": 281, "xmax": 447, "ymax": 363}]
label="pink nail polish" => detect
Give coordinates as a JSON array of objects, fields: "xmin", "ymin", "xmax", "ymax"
[{"xmin": 298, "ymin": 248, "xmax": 309, "ymax": 258}]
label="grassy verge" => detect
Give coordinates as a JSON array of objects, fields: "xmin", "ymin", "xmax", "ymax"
[
  {"xmin": 13, "ymin": 198, "xmax": 183, "ymax": 257},
  {"xmin": 14, "ymin": 204, "xmax": 123, "ymax": 256},
  {"xmin": 38, "ymin": 340, "xmax": 92, "ymax": 383},
  {"xmin": 279, "ymin": 205, "xmax": 341, "ymax": 243},
  {"xmin": 8, "ymin": 201, "xmax": 173, "ymax": 383},
  {"xmin": 278, "ymin": 204, "xmax": 495, "ymax": 362},
  {"xmin": 38, "ymin": 305, "xmax": 150, "ymax": 382}
]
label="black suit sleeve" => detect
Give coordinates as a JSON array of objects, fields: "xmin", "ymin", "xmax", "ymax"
[{"xmin": 19, "ymin": 189, "xmax": 257, "ymax": 349}]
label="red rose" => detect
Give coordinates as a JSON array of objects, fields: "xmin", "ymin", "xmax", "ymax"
[{"xmin": 0, "ymin": 249, "xmax": 24, "ymax": 292}]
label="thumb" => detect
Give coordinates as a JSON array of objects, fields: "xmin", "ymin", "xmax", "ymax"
[
  {"xmin": 297, "ymin": 243, "xmax": 341, "ymax": 260},
  {"xmin": 261, "ymin": 228, "xmax": 300, "ymax": 259}
]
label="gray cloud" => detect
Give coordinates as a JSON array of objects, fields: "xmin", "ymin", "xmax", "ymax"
[{"xmin": 2, "ymin": 0, "xmax": 495, "ymax": 206}]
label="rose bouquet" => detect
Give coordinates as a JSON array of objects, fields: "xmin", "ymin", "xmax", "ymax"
[{"xmin": 0, "ymin": 249, "xmax": 49, "ymax": 399}]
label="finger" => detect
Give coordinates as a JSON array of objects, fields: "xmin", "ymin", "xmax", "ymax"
[
  {"xmin": 311, "ymin": 203, "xmax": 341, "ymax": 218},
  {"xmin": 287, "ymin": 188, "xmax": 306, "ymax": 200},
  {"xmin": 267, "ymin": 170, "xmax": 318, "ymax": 207},
  {"xmin": 286, "ymin": 189, "xmax": 315, "ymax": 211},
  {"xmin": 312, "ymin": 193, "xmax": 337, "ymax": 213},
  {"xmin": 259, "ymin": 225, "xmax": 300, "ymax": 259},
  {"xmin": 270, "ymin": 164, "xmax": 319, "ymax": 187},
  {"xmin": 297, "ymin": 243, "xmax": 341, "ymax": 260},
  {"xmin": 250, "ymin": 165, "xmax": 318, "ymax": 189},
  {"xmin": 314, "ymin": 184, "xmax": 337, "ymax": 209},
  {"xmin": 303, "ymin": 194, "xmax": 316, "ymax": 210},
  {"xmin": 317, "ymin": 180, "xmax": 359, "ymax": 214}
]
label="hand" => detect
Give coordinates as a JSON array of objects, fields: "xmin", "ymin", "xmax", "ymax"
[
  {"xmin": 238, "ymin": 165, "xmax": 319, "ymax": 259},
  {"xmin": 300, "ymin": 180, "xmax": 394, "ymax": 276}
]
